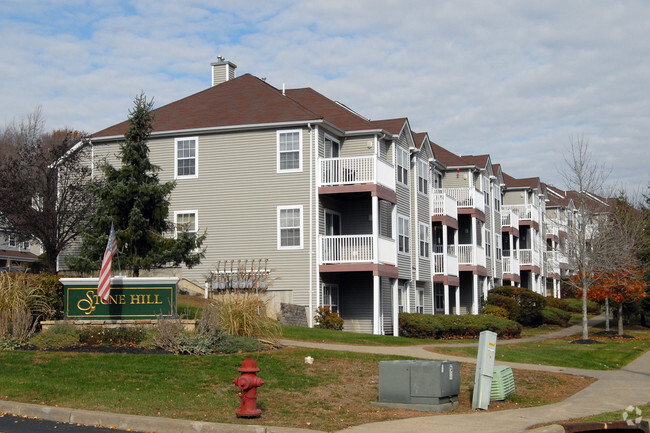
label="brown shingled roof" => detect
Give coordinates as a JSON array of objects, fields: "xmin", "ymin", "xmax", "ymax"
[
  {"xmin": 369, "ymin": 118, "xmax": 408, "ymax": 136},
  {"xmin": 92, "ymin": 74, "xmax": 321, "ymax": 138},
  {"xmin": 431, "ymin": 142, "xmax": 469, "ymax": 167}
]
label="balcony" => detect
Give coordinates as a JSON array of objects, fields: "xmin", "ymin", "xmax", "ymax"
[
  {"xmin": 457, "ymin": 244, "xmax": 486, "ymax": 267},
  {"xmin": 433, "ymin": 188, "xmax": 484, "ymax": 213},
  {"xmin": 501, "ymin": 204, "xmax": 541, "ymax": 225},
  {"xmin": 319, "ymin": 156, "xmax": 395, "ymax": 190},
  {"xmin": 431, "ymin": 192, "xmax": 458, "ymax": 221},
  {"xmin": 432, "ymin": 245, "xmax": 459, "ymax": 277},
  {"xmin": 319, "ymin": 235, "xmax": 396, "ymax": 266},
  {"xmin": 503, "ymin": 256, "xmax": 520, "ymax": 275},
  {"xmin": 544, "ymin": 251, "xmax": 561, "ymax": 276},
  {"xmin": 519, "ymin": 248, "xmax": 541, "ymax": 267},
  {"xmin": 501, "ymin": 210, "xmax": 520, "ymax": 230}
]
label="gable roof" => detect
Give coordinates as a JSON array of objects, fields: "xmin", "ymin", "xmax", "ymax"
[
  {"xmin": 92, "ymin": 74, "xmax": 322, "ymax": 138},
  {"xmin": 430, "ymin": 142, "xmax": 469, "ymax": 168},
  {"xmin": 502, "ymin": 172, "xmax": 542, "ymax": 191}
]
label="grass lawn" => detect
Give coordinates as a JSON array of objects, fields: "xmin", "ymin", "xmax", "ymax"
[
  {"xmin": 428, "ymin": 330, "xmax": 650, "ymax": 370},
  {"xmin": 0, "ymin": 347, "xmax": 594, "ymax": 432}
]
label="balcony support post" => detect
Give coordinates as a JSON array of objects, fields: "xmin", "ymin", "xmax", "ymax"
[
  {"xmin": 472, "ymin": 273, "xmax": 479, "ymax": 315},
  {"xmin": 392, "ymin": 279, "xmax": 399, "ymax": 336},
  {"xmin": 372, "ymin": 196, "xmax": 379, "ymax": 264},
  {"xmin": 373, "ymin": 275, "xmax": 381, "ymax": 335},
  {"xmin": 444, "ymin": 284, "xmax": 450, "ymax": 315}
]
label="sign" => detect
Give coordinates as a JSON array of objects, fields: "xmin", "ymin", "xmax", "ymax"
[{"xmin": 61, "ymin": 277, "xmax": 179, "ymax": 320}]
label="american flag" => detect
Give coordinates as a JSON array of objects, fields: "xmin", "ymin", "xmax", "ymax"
[{"xmin": 97, "ymin": 222, "xmax": 118, "ymax": 302}]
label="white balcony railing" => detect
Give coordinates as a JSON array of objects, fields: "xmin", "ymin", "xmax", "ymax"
[
  {"xmin": 501, "ymin": 210, "xmax": 520, "ymax": 229},
  {"xmin": 320, "ymin": 235, "xmax": 396, "ymax": 266},
  {"xmin": 457, "ymin": 244, "xmax": 486, "ymax": 267},
  {"xmin": 502, "ymin": 204, "xmax": 541, "ymax": 224},
  {"xmin": 319, "ymin": 156, "xmax": 395, "ymax": 190},
  {"xmin": 503, "ymin": 256, "xmax": 520, "ymax": 275},
  {"xmin": 519, "ymin": 248, "xmax": 541, "ymax": 267},
  {"xmin": 433, "ymin": 188, "xmax": 485, "ymax": 213},
  {"xmin": 431, "ymin": 192, "xmax": 458, "ymax": 220},
  {"xmin": 432, "ymin": 250, "xmax": 459, "ymax": 277}
]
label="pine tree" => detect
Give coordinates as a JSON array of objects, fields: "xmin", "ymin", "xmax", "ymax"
[{"xmin": 69, "ymin": 93, "xmax": 205, "ymax": 276}]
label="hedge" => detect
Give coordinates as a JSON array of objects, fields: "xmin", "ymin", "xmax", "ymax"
[
  {"xmin": 564, "ymin": 298, "xmax": 601, "ymax": 314},
  {"xmin": 399, "ymin": 313, "xmax": 521, "ymax": 340},
  {"xmin": 542, "ymin": 307, "xmax": 572, "ymax": 327},
  {"xmin": 544, "ymin": 296, "xmax": 569, "ymax": 311},
  {"xmin": 488, "ymin": 286, "xmax": 546, "ymax": 326}
]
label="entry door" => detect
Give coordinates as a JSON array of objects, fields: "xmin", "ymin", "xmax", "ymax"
[{"xmin": 325, "ymin": 210, "xmax": 341, "ymax": 236}]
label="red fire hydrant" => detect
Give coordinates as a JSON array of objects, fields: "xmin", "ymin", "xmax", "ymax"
[{"xmin": 233, "ymin": 356, "xmax": 264, "ymax": 418}]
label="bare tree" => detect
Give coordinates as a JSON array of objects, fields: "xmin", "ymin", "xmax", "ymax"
[
  {"xmin": 0, "ymin": 108, "xmax": 94, "ymax": 274},
  {"xmin": 560, "ymin": 135, "xmax": 611, "ymax": 341}
]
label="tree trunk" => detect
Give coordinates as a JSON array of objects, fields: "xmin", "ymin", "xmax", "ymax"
[
  {"xmin": 618, "ymin": 302, "xmax": 624, "ymax": 336},
  {"xmin": 605, "ymin": 298, "xmax": 610, "ymax": 332},
  {"xmin": 582, "ymin": 277, "xmax": 589, "ymax": 340}
]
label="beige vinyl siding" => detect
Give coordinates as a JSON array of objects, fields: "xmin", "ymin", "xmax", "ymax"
[
  {"xmin": 165, "ymin": 129, "xmax": 314, "ymax": 304},
  {"xmin": 341, "ymin": 136, "xmax": 374, "ymax": 157},
  {"xmin": 442, "ymin": 170, "xmax": 471, "ymax": 188},
  {"xmin": 381, "ymin": 277, "xmax": 394, "ymax": 334},
  {"xmin": 394, "ymin": 134, "xmax": 411, "ymax": 281}
]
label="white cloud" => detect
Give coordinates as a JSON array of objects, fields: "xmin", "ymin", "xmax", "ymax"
[{"xmin": 0, "ymin": 0, "xmax": 648, "ymax": 192}]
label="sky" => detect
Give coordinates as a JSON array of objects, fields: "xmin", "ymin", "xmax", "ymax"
[{"xmin": 1, "ymin": 0, "xmax": 648, "ymax": 195}]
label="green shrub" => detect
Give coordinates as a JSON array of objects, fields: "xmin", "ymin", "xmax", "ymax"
[
  {"xmin": 542, "ymin": 307, "xmax": 572, "ymax": 327},
  {"xmin": 399, "ymin": 313, "xmax": 521, "ymax": 340},
  {"xmin": 314, "ymin": 306, "xmax": 344, "ymax": 330},
  {"xmin": 486, "ymin": 294, "xmax": 520, "ymax": 321},
  {"xmin": 483, "ymin": 305, "xmax": 510, "ymax": 319},
  {"xmin": 29, "ymin": 323, "xmax": 80, "ymax": 349},
  {"xmin": 488, "ymin": 286, "xmax": 546, "ymax": 326},
  {"xmin": 545, "ymin": 297, "xmax": 569, "ymax": 311},
  {"xmin": 565, "ymin": 298, "xmax": 601, "ymax": 314},
  {"xmin": 79, "ymin": 327, "xmax": 147, "ymax": 346}
]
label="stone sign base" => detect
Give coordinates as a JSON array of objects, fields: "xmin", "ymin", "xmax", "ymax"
[{"xmin": 41, "ymin": 319, "xmax": 198, "ymax": 332}]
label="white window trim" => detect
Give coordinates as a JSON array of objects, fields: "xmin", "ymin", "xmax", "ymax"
[
  {"xmin": 174, "ymin": 137, "xmax": 199, "ymax": 180},
  {"xmin": 324, "ymin": 208, "xmax": 342, "ymax": 236},
  {"xmin": 277, "ymin": 129, "xmax": 303, "ymax": 173},
  {"xmin": 321, "ymin": 283, "xmax": 339, "ymax": 313},
  {"xmin": 415, "ymin": 286, "xmax": 424, "ymax": 314},
  {"xmin": 173, "ymin": 210, "xmax": 198, "ymax": 238},
  {"xmin": 277, "ymin": 205, "xmax": 304, "ymax": 250},
  {"xmin": 397, "ymin": 214, "xmax": 410, "ymax": 255},
  {"xmin": 396, "ymin": 146, "xmax": 409, "ymax": 186},
  {"xmin": 324, "ymin": 133, "xmax": 340, "ymax": 158},
  {"xmin": 419, "ymin": 222, "xmax": 430, "ymax": 259},
  {"xmin": 417, "ymin": 158, "xmax": 429, "ymax": 196}
]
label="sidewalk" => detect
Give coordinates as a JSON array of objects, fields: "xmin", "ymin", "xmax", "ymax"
[{"xmin": 1, "ymin": 316, "xmax": 647, "ymax": 433}]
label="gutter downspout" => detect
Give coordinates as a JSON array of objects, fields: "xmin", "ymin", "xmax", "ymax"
[{"xmin": 308, "ymin": 123, "xmax": 314, "ymax": 327}]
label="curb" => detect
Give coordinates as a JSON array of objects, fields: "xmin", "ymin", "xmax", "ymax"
[{"xmin": 0, "ymin": 400, "xmax": 323, "ymax": 433}]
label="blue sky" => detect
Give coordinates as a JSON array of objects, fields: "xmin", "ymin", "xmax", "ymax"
[{"xmin": 1, "ymin": 0, "xmax": 648, "ymax": 194}]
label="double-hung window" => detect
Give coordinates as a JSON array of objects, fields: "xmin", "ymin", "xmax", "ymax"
[
  {"xmin": 277, "ymin": 130, "xmax": 302, "ymax": 172},
  {"xmin": 398, "ymin": 215, "xmax": 410, "ymax": 254},
  {"xmin": 417, "ymin": 159, "xmax": 428, "ymax": 195},
  {"xmin": 396, "ymin": 147, "xmax": 409, "ymax": 185},
  {"xmin": 175, "ymin": 137, "xmax": 198, "ymax": 179},
  {"xmin": 321, "ymin": 284, "xmax": 339, "ymax": 313},
  {"xmin": 415, "ymin": 286, "xmax": 424, "ymax": 314},
  {"xmin": 277, "ymin": 206, "xmax": 303, "ymax": 249},
  {"xmin": 419, "ymin": 222, "xmax": 430, "ymax": 259},
  {"xmin": 174, "ymin": 211, "xmax": 198, "ymax": 237}
]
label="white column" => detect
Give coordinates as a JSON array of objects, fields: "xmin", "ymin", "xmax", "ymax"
[
  {"xmin": 392, "ymin": 279, "xmax": 399, "ymax": 336},
  {"xmin": 373, "ymin": 274, "xmax": 381, "ymax": 335},
  {"xmin": 472, "ymin": 273, "xmax": 479, "ymax": 314},
  {"xmin": 455, "ymin": 285, "xmax": 460, "ymax": 315}
]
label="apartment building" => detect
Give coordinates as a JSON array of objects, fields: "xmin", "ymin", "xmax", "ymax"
[
  {"xmin": 65, "ymin": 59, "xmax": 586, "ymax": 334},
  {"xmin": 0, "ymin": 219, "xmax": 39, "ymax": 271},
  {"xmin": 501, "ymin": 173, "xmax": 547, "ymax": 295}
]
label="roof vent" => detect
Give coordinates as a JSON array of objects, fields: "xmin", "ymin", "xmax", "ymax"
[{"xmin": 211, "ymin": 57, "xmax": 237, "ymax": 87}]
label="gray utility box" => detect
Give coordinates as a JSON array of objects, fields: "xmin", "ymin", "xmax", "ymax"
[{"xmin": 377, "ymin": 360, "xmax": 460, "ymax": 411}]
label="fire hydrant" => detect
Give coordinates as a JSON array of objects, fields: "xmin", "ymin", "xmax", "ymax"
[{"xmin": 233, "ymin": 356, "xmax": 264, "ymax": 418}]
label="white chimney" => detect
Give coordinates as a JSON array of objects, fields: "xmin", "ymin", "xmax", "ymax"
[{"xmin": 211, "ymin": 57, "xmax": 237, "ymax": 86}]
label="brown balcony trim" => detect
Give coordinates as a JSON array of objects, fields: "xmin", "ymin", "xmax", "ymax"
[
  {"xmin": 459, "ymin": 265, "xmax": 488, "ymax": 276},
  {"xmin": 319, "ymin": 263, "xmax": 399, "ymax": 278},
  {"xmin": 433, "ymin": 275, "xmax": 460, "ymax": 286},
  {"xmin": 502, "ymin": 274, "xmax": 521, "ymax": 284},
  {"xmin": 431, "ymin": 215, "xmax": 459, "ymax": 230},
  {"xmin": 546, "ymin": 233, "xmax": 559, "ymax": 242},
  {"xmin": 501, "ymin": 226, "xmax": 520, "ymax": 237},
  {"xmin": 318, "ymin": 184, "xmax": 397, "ymax": 204},
  {"xmin": 458, "ymin": 208, "xmax": 486, "ymax": 222},
  {"xmin": 521, "ymin": 265, "xmax": 541, "ymax": 274},
  {"xmin": 518, "ymin": 220, "xmax": 540, "ymax": 231}
]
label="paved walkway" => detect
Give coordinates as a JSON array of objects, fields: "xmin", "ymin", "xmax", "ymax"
[{"xmin": 1, "ymin": 316, "xmax": 648, "ymax": 433}]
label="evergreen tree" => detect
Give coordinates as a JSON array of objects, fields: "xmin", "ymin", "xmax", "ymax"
[{"xmin": 69, "ymin": 93, "xmax": 205, "ymax": 276}]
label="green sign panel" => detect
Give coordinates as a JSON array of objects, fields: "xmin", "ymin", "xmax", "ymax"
[{"xmin": 62, "ymin": 277, "xmax": 179, "ymax": 320}]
